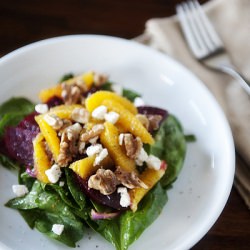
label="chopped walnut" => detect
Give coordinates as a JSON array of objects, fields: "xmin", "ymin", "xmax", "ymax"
[
  {"xmin": 120, "ymin": 133, "xmax": 142, "ymax": 159},
  {"xmin": 115, "ymin": 166, "xmax": 148, "ymax": 189},
  {"xmin": 148, "ymin": 115, "xmax": 162, "ymax": 131},
  {"xmin": 61, "ymin": 81, "xmax": 87, "ymax": 105},
  {"xmin": 58, "ymin": 119, "xmax": 72, "ymax": 136},
  {"xmin": 93, "ymin": 72, "xmax": 108, "ymax": 86},
  {"xmin": 44, "ymin": 114, "xmax": 64, "ymax": 130},
  {"xmin": 80, "ymin": 124, "xmax": 104, "ymax": 143},
  {"xmin": 57, "ymin": 123, "xmax": 82, "ymax": 166},
  {"xmin": 88, "ymin": 169, "xmax": 119, "ymax": 195},
  {"xmin": 71, "ymin": 107, "xmax": 90, "ymax": 124},
  {"xmin": 136, "ymin": 114, "xmax": 149, "ymax": 130}
]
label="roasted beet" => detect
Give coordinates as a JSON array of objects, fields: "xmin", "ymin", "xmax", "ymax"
[
  {"xmin": 137, "ymin": 106, "xmax": 168, "ymax": 119},
  {"xmin": 46, "ymin": 96, "xmax": 64, "ymax": 108},
  {"xmin": 4, "ymin": 127, "xmax": 38, "ymax": 166},
  {"xmin": 2, "ymin": 112, "xmax": 39, "ymax": 166},
  {"xmin": 138, "ymin": 106, "xmax": 168, "ymax": 132},
  {"xmin": 18, "ymin": 112, "xmax": 40, "ymax": 132},
  {"xmin": 76, "ymin": 175, "xmax": 127, "ymax": 211}
]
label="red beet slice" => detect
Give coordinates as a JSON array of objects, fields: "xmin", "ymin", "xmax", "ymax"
[
  {"xmin": 4, "ymin": 127, "xmax": 38, "ymax": 166},
  {"xmin": 46, "ymin": 96, "xmax": 64, "ymax": 108}
]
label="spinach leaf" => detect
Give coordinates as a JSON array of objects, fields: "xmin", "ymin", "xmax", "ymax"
[
  {"xmin": 0, "ymin": 154, "xmax": 19, "ymax": 170},
  {"xmin": 59, "ymin": 73, "xmax": 74, "ymax": 82},
  {"xmin": 0, "ymin": 97, "xmax": 35, "ymax": 119},
  {"xmin": 6, "ymin": 180, "xmax": 85, "ymax": 247},
  {"xmin": 122, "ymin": 89, "xmax": 141, "ymax": 102},
  {"xmin": 149, "ymin": 115, "xmax": 187, "ymax": 188},
  {"xmin": 0, "ymin": 97, "xmax": 35, "ymax": 137},
  {"xmin": 100, "ymin": 82, "xmax": 112, "ymax": 91},
  {"xmin": 119, "ymin": 183, "xmax": 167, "ymax": 250}
]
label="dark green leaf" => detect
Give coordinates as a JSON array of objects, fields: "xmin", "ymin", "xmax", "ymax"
[
  {"xmin": 185, "ymin": 134, "xmax": 196, "ymax": 142},
  {"xmin": 59, "ymin": 73, "xmax": 74, "ymax": 82},
  {"xmin": 0, "ymin": 97, "xmax": 35, "ymax": 119},
  {"xmin": 100, "ymin": 82, "xmax": 112, "ymax": 91},
  {"xmin": 149, "ymin": 115, "xmax": 187, "ymax": 188},
  {"xmin": 119, "ymin": 183, "xmax": 167, "ymax": 250},
  {"xmin": 122, "ymin": 89, "xmax": 141, "ymax": 102},
  {"xmin": 0, "ymin": 154, "xmax": 19, "ymax": 170}
]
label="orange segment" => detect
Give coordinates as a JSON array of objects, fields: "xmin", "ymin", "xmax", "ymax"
[
  {"xmin": 38, "ymin": 72, "xmax": 94, "ymax": 103},
  {"xmin": 100, "ymin": 122, "xmax": 137, "ymax": 173},
  {"xmin": 85, "ymin": 90, "xmax": 138, "ymax": 115},
  {"xmin": 33, "ymin": 133, "xmax": 50, "ymax": 183},
  {"xmin": 129, "ymin": 166, "xmax": 166, "ymax": 212},
  {"xmin": 103, "ymin": 99, "xmax": 154, "ymax": 145},
  {"xmin": 69, "ymin": 155, "xmax": 113, "ymax": 180},
  {"xmin": 49, "ymin": 104, "xmax": 83, "ymax": 119},
  {"xmin": 35, "ymin": 115, "xmax": 60, "ymax": 162},
  {"xmin": 39, "ymin": 85, "xmax": 62, "ymax": 103}
]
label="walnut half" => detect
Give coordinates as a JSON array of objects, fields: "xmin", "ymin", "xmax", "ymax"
[
  {"xmin": 119, "ymin": 133, "xmax": 142, "ymax": 159},
  {"xmin": 88, "ymin": 169, "xmax": 119, "ymax": 195}
]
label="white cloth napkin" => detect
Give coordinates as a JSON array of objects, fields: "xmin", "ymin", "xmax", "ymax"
[{"xmin": 135, "ymin": 0, "xmax": 250, "ymax": 207}]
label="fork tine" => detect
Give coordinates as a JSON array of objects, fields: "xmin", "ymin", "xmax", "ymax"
[
  {"xmin": 187, "ymin": 0, "xmax": 215, "ymax": 52},
  {"xmin": 193, "ymin": 0, "xmax": 223, "ymax": 49},
  {"xmin": 176, "ymin": 3, "xmax": 207, "ymax": 59}
]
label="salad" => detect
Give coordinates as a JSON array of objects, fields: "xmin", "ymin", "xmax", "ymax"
[{"xmin": 0, "ymin": 71, "xmax": 189, "ymax": 250}]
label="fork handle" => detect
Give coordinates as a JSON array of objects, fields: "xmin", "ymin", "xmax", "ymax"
[{"xmin": 219, "ymin": 65, "xmax": 250, "ymax": 95}]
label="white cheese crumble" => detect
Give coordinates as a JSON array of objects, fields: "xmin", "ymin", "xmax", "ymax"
[
  {"xmin": 111, "ymin": 84, "xmax": 123, "ymax": 95},
  {"xmin": 52, "ymin": 224, "xmax": 64, "ymax": 235},
  {"xmin": 133, "ymin": 97, "xmax": 145, "ymax": 107},
  {"xmin": 86, "ymin": 144, "xmax": 103, "ymax": 157},
  {"xmin": 45, "ymin": 164, "xmax": 62, "ymax": 183},
  {"xmin": 117, "ymin": 187, "xmax": 130, "ymax": 207},
  {"xmin": 118, "ymin": 133, "xmax": 125, "ymax": 146},
  {"xmin": 94, "ymin": 148, "xmax": 108, "ymax": 166},
  {"xmin": 12, "ymin": 185, "xmax": 29, "ymax": 197},
  {"xmin": 135, "ymin": 148, "xmax": 148, "ymax": 166},
  {"xmin": 91, "ymin": 105, "xmax": 108, "ymax": 120},
  {"xmin": 104, "ymin": 111, "xmax": 120, "ymax": 124},
  {"xmin": 59, "ymin": 181, "xmax": 65, "ymax": 187},
  {"xmin": 35, "ymin": 104, "xmax": 49, "ymax": 114},
  {"xmin": 147, "ymin": 155, "xmax": 161, "ymax": 170}
]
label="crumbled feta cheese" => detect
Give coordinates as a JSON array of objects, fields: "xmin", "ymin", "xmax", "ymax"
[
  {"xmin": 12, "ymin": 185, "xmax": 29, "ymax": 197},
  {"xmin": 135, "ymin": 148, "xmax": 148, "ymax": 166},
  {"xmin": 92, "ymin": 105, "xmax": 108, "ymax": 120},
  {"xmin": 117, "ymin": 187, "xmax": 130, "ymax": 207},
  {"xmin": 104, "ymin": 111, "xmax": 120, "ymax": 124},
  {"xmin": 59, "ymin": 181, "xmax": 65, "ymax": 187},
  {"xmin": 89, "ymin": 136, "xmax": 99, "ymax": 144},
  {"xmin": 52, "ymin": 224, "xmax": 64, "ymax": 235},
  {"xmin": 134, "ymin": 97, "xmax": 145, "ymax": 107},
  {"xmin": 118, "ymin": 133, "xmax": 125, "ymax": 146},
  {"xmin": 147, "ymin": 155, "xmax": 161, "ymax": 170},
  {"xmin": 112, "ymin": 84, "xmax": 123, "ymax": 95},
  {"xmin": 35, "ymin": 104, "xmax": 49, "ymax": 114},
  {"xmin": 86, "ymin": 144, "xmax": 103, "ymax": 157},
  {"xmin": 45, "ymin": 164, "xmax": 62, "ymax": 183},
  {"xmin": 94, "ymin": 148, "xmax": 108, "ymax": 166}
]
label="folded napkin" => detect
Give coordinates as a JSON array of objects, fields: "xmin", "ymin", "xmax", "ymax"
[{"xmin": 136, "ymin": 0, "xmax": 250, "ymax": 207}]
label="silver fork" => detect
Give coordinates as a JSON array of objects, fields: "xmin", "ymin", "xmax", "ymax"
[{"xmin": 176, "ymin": 0, "xmax": 250, "ymax": 95}]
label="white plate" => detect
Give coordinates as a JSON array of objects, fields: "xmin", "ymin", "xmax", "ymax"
[{"xmin": 0, "ymin": 35, "xmax": 235, "ymax": 250}]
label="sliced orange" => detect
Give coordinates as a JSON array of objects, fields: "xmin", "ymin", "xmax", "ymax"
[
  {"xmin": 33, "ymin": 133, "xmax": 50, "ymax": 183},
  {"xmin": 100, "ymin": 122, "xmax": 137, "ymax": 173},
  {"xmin": 85, "ymin": 90, "xmax": 138, "ymax": 115}
]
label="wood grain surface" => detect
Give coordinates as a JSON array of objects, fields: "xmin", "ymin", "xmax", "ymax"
[{"xmin": 0, "ymin": 0, "xmax": 249, "ymax": 249}]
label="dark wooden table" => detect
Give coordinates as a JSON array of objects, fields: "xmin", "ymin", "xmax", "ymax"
[{"xmin": 0, "ymin": 1, "xmax": 249, "ymax": 249}]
